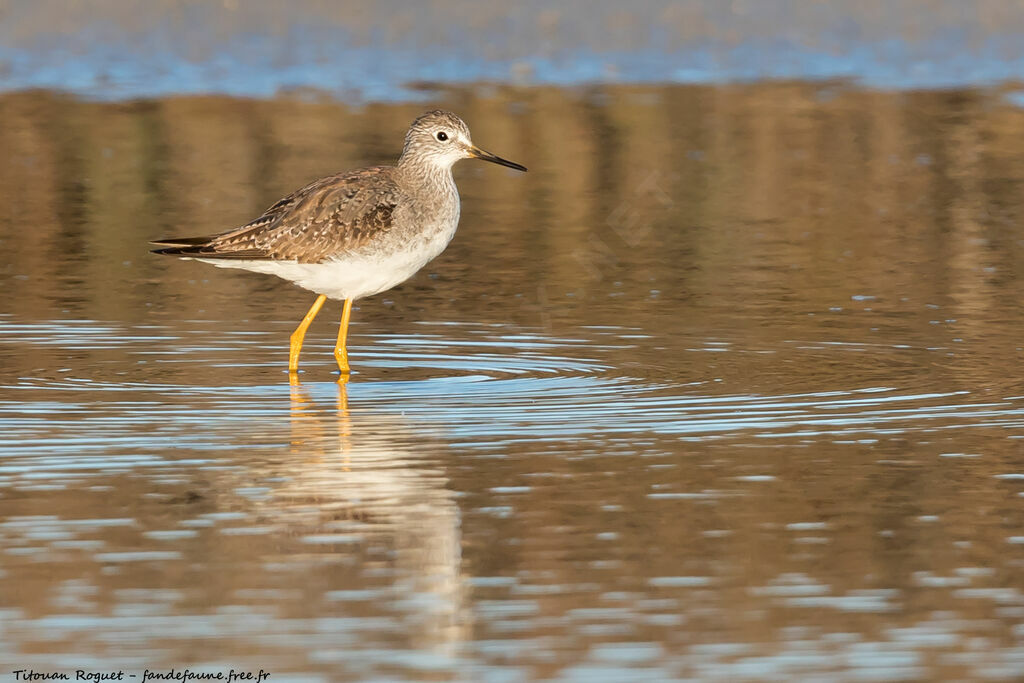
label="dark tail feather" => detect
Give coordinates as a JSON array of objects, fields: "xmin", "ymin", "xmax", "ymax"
[
  {"xmin": 151, "ymin": 239, "xmax": 214, "ymax": 257},
  {"xmin": 151, "ymin": 243, "xmax": 270, "ymax": 259},
  {"xmin": 150, "ymin": 235, "xmax": 215, "ymax": 248},
  {"xmin": 151, "ymin": 245, "xmax": 200, "ymax": 256}
]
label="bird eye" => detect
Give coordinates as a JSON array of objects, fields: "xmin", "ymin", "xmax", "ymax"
[{"xmin": 436, "ymin": 131, "xmax": 449, "ymax": 141}]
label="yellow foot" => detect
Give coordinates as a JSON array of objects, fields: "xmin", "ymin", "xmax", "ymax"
[{"xmin": 334, "ymin": 349, "xmax": 350, "ymax": 375}]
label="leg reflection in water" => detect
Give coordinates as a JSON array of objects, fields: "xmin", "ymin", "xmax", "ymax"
[{"xmin": 281, "ymin": 376, "xmax": 470, "ymax": 652}]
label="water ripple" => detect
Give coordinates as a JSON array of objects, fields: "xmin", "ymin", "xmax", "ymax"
[{"xmin": 3, "ymin": 321, "xmax": 1024, "ymax": 460}]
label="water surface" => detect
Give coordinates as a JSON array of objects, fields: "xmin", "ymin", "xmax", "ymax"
[{"xmin": 3, "ymin": 84, "xmax": 1024, "ymax": 680}]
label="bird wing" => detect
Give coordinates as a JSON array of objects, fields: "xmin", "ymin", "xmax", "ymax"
[{"xmin": 151, "ymin": 167, "xmax": 400, "ymax": 264}]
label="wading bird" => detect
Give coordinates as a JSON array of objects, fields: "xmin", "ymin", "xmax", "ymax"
[{"xmin": 152, "ymin": 110, "xmax": 526, "ymax": 376}]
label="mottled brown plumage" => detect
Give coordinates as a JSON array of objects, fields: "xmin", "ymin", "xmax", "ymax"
[{"xmin": 152, "ymin": 167, "xmax": 401, "ymax": 263}]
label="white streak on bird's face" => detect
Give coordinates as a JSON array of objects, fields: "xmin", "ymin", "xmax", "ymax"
[{"xmin": 399, "ymin": 110, "xmax": 474, "ymax": 172}]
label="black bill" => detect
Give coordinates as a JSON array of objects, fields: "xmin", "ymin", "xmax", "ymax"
[{"xmin": 469, "ymin": 145, "xmax": 528, "ymax": 172}]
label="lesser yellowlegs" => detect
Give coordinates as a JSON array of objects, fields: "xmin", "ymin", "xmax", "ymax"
[{"xmin": 152, "ymin": 110, "xmax": 526, "ymax": 376}]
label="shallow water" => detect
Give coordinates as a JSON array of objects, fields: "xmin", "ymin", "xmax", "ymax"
[{"xmin": 3, "ymin": 84, "xmax": 1024, "ymax": 680}]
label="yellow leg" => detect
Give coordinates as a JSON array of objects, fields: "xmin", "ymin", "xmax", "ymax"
[
  {"xmin": 289, "ymin": 294, "xmax": 327, "ymax": 373},
  {"xmin": 334, "ymin": 298, "xmax": 354, "ymax": 375}
]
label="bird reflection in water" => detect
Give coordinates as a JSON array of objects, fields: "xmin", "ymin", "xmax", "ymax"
[{"xmin": 281, "ymin": 377, "xmax": 469, "ymax": 652}]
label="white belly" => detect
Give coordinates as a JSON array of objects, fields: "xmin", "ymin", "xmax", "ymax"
[{"xmin": 197, "ymin": 228, "xmax": 455, "ymax": 301}]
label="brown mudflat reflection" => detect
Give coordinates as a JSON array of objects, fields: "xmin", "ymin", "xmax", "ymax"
[{"xmin": 3, "ymin": 84, "xmax": 1024, "ymax": 680}]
